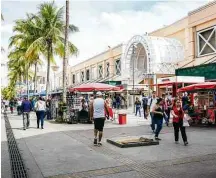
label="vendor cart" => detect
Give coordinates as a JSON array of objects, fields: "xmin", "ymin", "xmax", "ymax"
[{"xmin": 178, "ymin": 82, "xmax": 216, "ymax": 125}]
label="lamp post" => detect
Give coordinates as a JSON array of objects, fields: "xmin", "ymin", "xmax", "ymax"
[
  {"xmin": 51, "ymin": 66, "xmax": 59, "ymax": 91},
  {"xmin": 131, "ymin": 44, "xmax": 137, "ymax": 113}
]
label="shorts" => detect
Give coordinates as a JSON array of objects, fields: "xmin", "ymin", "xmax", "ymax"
[{"xmin": 94, "ymin": 118, "xmax": 105, "ymax": 131}]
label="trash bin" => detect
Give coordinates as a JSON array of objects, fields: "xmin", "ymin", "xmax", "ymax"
[{"xmin": 118, "ymin": 114, "xmax": 127, "ymax": 125}]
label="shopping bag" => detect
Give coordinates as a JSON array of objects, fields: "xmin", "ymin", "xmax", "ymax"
[{"xmin": 183, "ymin": 114, "xmax": 190, "ymax": 127}]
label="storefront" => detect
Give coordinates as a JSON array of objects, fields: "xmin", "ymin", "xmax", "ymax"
[
  {"xmin": 156, "ymin": 76, "xmax": 205, "ymax": 97},
  {"xmin": 176, "ymin": 63, "xmax": 216, "ymax": 81}
]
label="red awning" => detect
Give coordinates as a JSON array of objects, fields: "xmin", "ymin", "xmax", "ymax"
[
  {"xmin": 177, "ymin": 82, "xmax": 216, "ymax": 92},
  {"xmin": 69, "ymin": 83, "xmax": 121, "ymax": 92}
]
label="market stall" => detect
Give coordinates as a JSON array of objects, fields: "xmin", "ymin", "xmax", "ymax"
[
  {"xmin": 69, "ymin": 83, "xmax": 121, "ymax": 123},
  {"xmin": 178, "ymin": 82, "xmax": 216, "ymax": 125}
]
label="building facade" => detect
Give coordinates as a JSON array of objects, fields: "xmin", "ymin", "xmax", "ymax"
[{"xmin": 56, "ymin": 1, "xmax": 216, "ymax": 89}]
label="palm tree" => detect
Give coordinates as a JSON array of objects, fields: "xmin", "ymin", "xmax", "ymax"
[
  {"xmin": 26, "ymin": 2, "xmax": 79, "ymax": 98},
  {"xmin": 63, "ymin": 0, "xmax": 69, "ymax": 103},
  {"xmin": 8, "ymin": 18, "xmax": 42, "ymax": 98}
]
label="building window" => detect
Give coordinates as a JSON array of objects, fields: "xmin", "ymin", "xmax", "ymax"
[
  {"xmin": 86, "ymin": 69, "xmax": 90, "ymax": 81},
  {"xmin": 76, "ymin": 73, "xmax": 80, "ymax": 83},
  {"xmin": 197, "ymin": 26, "xmax": 216, "ymax": 57},
  {"xmin": 98, "ymin": 65, "xmax": 103, "ymax": 78},
  {"xmin": 106, "ymin": 62, "xmax": 110, "ymax": 77},
  {"xmin": 72, "ymin": 74, "xmax": 75, "ymax": 84},
  {"xmin": 81, "ymin": 71, "xmax": 84, "ymax": 82},
  {"xmin": 115, "ymin": 59, "xmax": 121, "ymax": 75}
]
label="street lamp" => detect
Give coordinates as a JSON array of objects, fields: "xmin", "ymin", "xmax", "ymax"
[
  {"xmin": 51, "ymin": 65, "xmax": 59, "ymax": 91},
  {"xmin": 131, "ymin": 44, "xmax": 137, "ymax": 113}
]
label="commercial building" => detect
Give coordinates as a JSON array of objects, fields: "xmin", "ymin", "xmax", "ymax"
[{"xmin": 56, "ymin": 1, "xmax": 216, "ymax": 90}]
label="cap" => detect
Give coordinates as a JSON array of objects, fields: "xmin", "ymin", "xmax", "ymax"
[{"xmin": 96, "ymin": 91, "xmax": 103, "ymax": 96}]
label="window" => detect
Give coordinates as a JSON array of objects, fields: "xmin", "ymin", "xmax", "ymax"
[
  {"xmin": 115, "ymin": 59, "xmax": 121, "ymax": 75},
  {"xmin": 86, "ymin": 69, "xmax": 90, "ymax": 81},
  {"xmin": 98, "ymin": 65, "xmax": 103, "ymax": 78},
  {"xmin": 197, "ymin": 26, "xmax": 216, "ymax": 57},
  {"xmin": 106, "ymin": 62, "xmax": 110, "ymax": 77},
  {"xmin": 72, "ymin": 74, "xmax": 75, "ymax": 84},
  {"xmin": 81, "ymin": 71, "xmax": 84, "ymax": 82},
  {"xmin": 76, "ymin": 73, "xmax": 80, "ymax": 83}
]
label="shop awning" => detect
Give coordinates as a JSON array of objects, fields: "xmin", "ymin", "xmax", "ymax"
[
  {"xmin": 69, "ymin": 83, "xmax": 120, "ymax": 92},
  {"xmin": 177, "ymin": 82, "xmax": 216, "ymax": 92}
]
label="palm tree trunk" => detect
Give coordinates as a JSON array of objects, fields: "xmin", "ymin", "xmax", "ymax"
[
  {"xmin": 63, "ymin": 0, "xmax": 69, "ymax": 104},
  {"xmin": 46, "ymin": 41, "xmax": 51, "ymax": 99},
  {"xmin": 27, "ymin": 66, "xmax": 29, "ymax": 100},
  {"xmin": 33, "ymin": 62, "xmax": 38, "ymax": 96}
]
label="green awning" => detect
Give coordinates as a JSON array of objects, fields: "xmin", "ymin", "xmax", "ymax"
[{"xmin": 175, "ymin": 63, "xmax": 216, "ymax": 80}]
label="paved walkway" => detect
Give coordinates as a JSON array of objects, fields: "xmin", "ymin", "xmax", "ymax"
[{"xmin": 1, "ymin": 112, "xmax": 216, "ymax": 178}]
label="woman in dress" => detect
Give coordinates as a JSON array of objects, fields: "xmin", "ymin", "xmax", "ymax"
[{"xmin": 171, "ymin": 99, "xmax": 188, "ymax": 146}]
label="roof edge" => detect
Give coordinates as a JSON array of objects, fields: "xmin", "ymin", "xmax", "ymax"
[
  {"xmin": 149, "ymin": 16, "xmax": 187, "ymax": 35},
  {"xmin": 188, "ymin": 1, "xmax": 216, "ymax": 15},
  {"xmin": 70, "ymin": 43, "xmax": 123, "ymax": 68}
]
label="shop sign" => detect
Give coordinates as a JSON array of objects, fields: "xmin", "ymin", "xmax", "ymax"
[{"xmin": 129, "ymin": 90, "xmax": 141, "ymax": 95}]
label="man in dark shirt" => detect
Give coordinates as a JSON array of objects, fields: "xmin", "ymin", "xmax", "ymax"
[{"xmin": 21, "ymin": 97, "xmax": 32, "ymax": 130}]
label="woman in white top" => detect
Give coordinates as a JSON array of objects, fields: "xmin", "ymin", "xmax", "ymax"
[{"xmin": 35, "ymin": 97, "xmax": 46, "ymax": 129}]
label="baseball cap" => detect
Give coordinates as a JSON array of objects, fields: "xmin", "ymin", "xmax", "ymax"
[{"xmin": 96, "ymin": 91, "xmax": 103, "ymax": 96}]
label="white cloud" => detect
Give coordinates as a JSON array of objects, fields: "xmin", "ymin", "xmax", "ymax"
[{"xmin": 1, "ymin": 1, "xmax": 209, "ymax": 68}]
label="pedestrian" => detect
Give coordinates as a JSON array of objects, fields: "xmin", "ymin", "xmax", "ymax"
[
  {"xmin": 135, "ymin": 97, "xmax": 141, "ymax": 117},
  {"xmin": 171, "ymin": 99, "xmax": 188, "ymax": 146},
  {"xmin": 147, "ymin": 91, "xmax": 158, "ymax": 132},
  {"xmin": 17, "ymin": 98, "xmax": 22, "ymax": 115},
  {"xmin": 35, "ymin": 97, "xmax": 46, "ymax": 129},
  {"xmin": 152, "ymin": 98, "xmax": 165, "ymax": 140},
  {"xmin": 9, "ymin": 99, "xmax": 15, "ymax": 114},
  {"xmin": 46, "ymin": 96, "xmax": 52, "ymax": 120},
  {"xmin": 89, "ymin": 91, "xmax": 109, "ymax": 146},
  {"xmin": 165, "ymin": 93, "xmax": 172, "ymax": 126},
  {"xmin": 5, "ymin": 99, "xmax": 9, "ymax": 112},
  {"xmin": 142, "ymin": 93, "xmax": 148, "ymax": 119},
  {"xmin": 21, "ymin": 97, "xmax": 32, "ymax": 130}
]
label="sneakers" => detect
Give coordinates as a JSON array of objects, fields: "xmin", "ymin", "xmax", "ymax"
[
  {"xmin": 155, "ymin": 137, "xmax": 161, "ymax": 141},
  {"xmin": 98, "ymin": 142, "xmax": 102, "ymax": 146},
  {"xmin": 94, "ymin": 138, "xmax": 97, "ymax": 146},
  {"xmin": 184, "ymin": 141, "xmax": 189, "ymax": 146},
  {"xmin": 175, "ymin": 141, "xmax": 179, "ymax": 144}
]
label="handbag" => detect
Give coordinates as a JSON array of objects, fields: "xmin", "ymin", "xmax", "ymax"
[{"xmin": 183, "ymin": 114, "xmax": 190, "ymax": 127}]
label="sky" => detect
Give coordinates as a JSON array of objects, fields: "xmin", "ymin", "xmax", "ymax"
[{"xmin": 1, "ymin": 0, "xmax": 211, "ymax": 70}]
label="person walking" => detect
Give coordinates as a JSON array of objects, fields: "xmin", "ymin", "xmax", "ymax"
[
  {"xmin": 142, "ymin": 93, "xmax": 148, "ymax": 119},
  {"xmin": 135, "ymin": 97, "xmax": 141, "ymax": 117},
  {"xmin": 90, "ymin": 92, "xmax": 109, "ymax": 146},
  {"xmin": 171, "ymin": 99, "xmax": 188, "ymax": 146},
  {"xmin": 152, "ymin": 98, "xmax": 165, "ymax": 140},
  {"xmin": 21, "ymin": 97, "xmax": 32, "ymax": 130},
  {"xmin": 17, "ymin": 99, "xmax": 22, "ymax": 115},
  {"xmin": 35, "ymin": 97, "xmax": 46, "ymax": 129},
  {"xmin": 148, "ymin": 91, "xmax": 158, "ymax": 132},
  {"xmin": 9, "ymin": 99, "xmax": 15, "ymax": 114},
  {"xmin": 46, "ymin": 97, "xmax": 52, "ymax": 120}
]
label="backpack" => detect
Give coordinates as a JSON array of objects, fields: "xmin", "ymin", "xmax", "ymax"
[{"xmin": 142, "ymin": 97, "xmax": 148, "ymax": 106}]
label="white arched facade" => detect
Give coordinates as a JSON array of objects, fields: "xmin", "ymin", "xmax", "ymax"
[{"xmin": 121, "ymin": 35, "xmax": 184, "ymax": 82}]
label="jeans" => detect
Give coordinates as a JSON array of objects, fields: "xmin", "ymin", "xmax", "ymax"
[
  {"xmin": 165, "ymin": 108, "xmax": 171, "ymax": 123},
  {"xmin": 155, "ymin": 119, "xmax": 163, "ymax": 137},
  {"xmin": 143, "ymin": 105, "xmax": 148, "ymax": 118},
  {"xmin": 173, "ymin": 121, "xmax": 187, "ymax": 142},
  {"xmin": 36, "ymin": 111, "xmax": 45, "ymax": 128},
  {"xmin": 150, "ymin": 112, "xmax": 155, "ymax": 131},
  {"xmin": 135, "ymin": 106, "xmax": 141, "ymax": 116},
  {"xmin": 23, "ymin": 112, "xmax": 30, "ymax": 129},
  {"xmin": 46, "ymin": 108, "xmax": 51, "ymax": 120}
]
